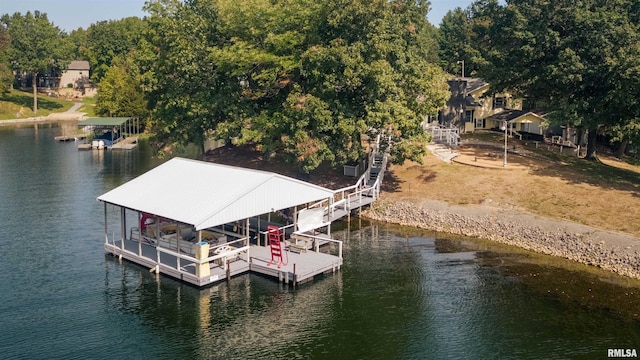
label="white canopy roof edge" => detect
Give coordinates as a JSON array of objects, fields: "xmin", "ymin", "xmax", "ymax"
[{"xmin": 97, "ymin": 157, "xmax": 336, "ymax": 231}]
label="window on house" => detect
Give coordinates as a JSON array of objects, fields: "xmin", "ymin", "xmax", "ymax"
[
  {"xmin": 465, "ymin": 110, "xmax": 474, "ymax": 123},
  {"xmin": 494, "ymin": 96, "xmax": 506, "ymax": 108}
]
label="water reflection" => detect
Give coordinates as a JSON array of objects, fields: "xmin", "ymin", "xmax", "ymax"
[{"xmin": 103, "ymin": 254, "xmax": 348, "ymax": 359}]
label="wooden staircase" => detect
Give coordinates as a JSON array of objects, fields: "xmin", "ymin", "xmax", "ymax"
[{"xmin": 367, "ymin": 154, "xmax": 384, "ymax": 187}]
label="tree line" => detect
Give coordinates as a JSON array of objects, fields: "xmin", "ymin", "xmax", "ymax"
[{"xmin": 2, "ymin": 0, "xmax": 639, "ymax": 169}]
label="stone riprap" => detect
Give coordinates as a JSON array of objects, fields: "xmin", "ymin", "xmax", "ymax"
[{"xmin": 362, "ymin": 199, "xmax": 640, "ymax": 279}]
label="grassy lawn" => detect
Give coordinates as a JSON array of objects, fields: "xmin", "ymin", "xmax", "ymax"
[
  {"xmin": 384, "ymin": 132, "xmax": 640, "ymax": 237},
  {"xmin": 78, "ymin": 96, "xmax": 97, "ymax": 117},
  {"xmin": 0, "ymin": 89, "xmax": 76, "ymax": 120}
]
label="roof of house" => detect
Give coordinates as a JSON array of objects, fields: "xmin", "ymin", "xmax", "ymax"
[
  {"xmin": 67, "ymin": 60, "xmax": 90, "ymax": 71},
  {"xmin": 488, "ymin": 109, "xmax": 547, "ymax": 123},
  {"xmin": 97, "ymin": 157, "xmax": 336, "ymax": 231},
  {"xmin": 465, "ymin": 95, "xmax": 482, "ymax": 107},
  {"xmin": 448, "ymin": 77, "xmax": 489, "ymax": 95},
  {"xmin": 463, "ymin": 78, "xmax": 489, "ymax": 93}
]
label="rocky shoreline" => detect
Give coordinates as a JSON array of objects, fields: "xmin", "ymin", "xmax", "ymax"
[{"xmin": 362, "ymin": 199, "xmax": 640, "ymax": 280}]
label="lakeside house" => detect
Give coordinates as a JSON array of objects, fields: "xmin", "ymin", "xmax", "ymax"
[
  {"xmin": 15, "ymin": 59, "xmax": 95, "ymax": 96},
  {"xmin": 432, "ymin": 77, "xmax": 547, "ymax": 140},
  {"xmin": 59, "ymin": 60, "xmax": 90, "ymax": 90}
]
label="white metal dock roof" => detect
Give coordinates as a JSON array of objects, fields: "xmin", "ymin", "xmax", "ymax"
[{"xmin": 97, "ymin": 157, "xmax": 335, "ymax": 230}]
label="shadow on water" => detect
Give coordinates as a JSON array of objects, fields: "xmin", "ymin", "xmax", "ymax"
[{"xmin": 393, "ymin": 225, "xmax": 640, "ymax": 323}]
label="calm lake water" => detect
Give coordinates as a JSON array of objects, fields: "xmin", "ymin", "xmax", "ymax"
[{"xmin": 0, "ymin": 123, "xmax": 639, "ymax": 359}]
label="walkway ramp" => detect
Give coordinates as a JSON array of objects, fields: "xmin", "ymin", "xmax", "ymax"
[{"xmin": 307, "ymin": 140, "xmax": 388, "ymax": 223}]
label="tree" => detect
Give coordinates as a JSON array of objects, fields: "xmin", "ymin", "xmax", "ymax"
[
  {"xmin": 64, "ymin": 27, "xmax": 88, "ymax": 60},
  {"xmin": 145, "ymin": 0, "xmax": 449, "ymax": 172},
  {"xmin": 438, "ymin": 8, "xmax": 478, "ymax": 76},
  {"xmin": 95, "ymin": 54, "xmax": 148, "ymax": 119},
  {"xmin": 437, "ymin": 0, "xmax": 500, "ymax": 77},
  {"xmin": 0, "ymin": 26, "xmax": 12, "ymax": 93},
  {"xmin": 480, "ymin": 0, "xmax": 640, "ymax": 159},
  {"xmin": 143, "ymin": 0, "xmax": 231, "ymax": 154},
  {"xmin": 82, "ymin": 17, "xmax": 147, "ymax": 83},
  {"xmin": 2, "ymin": 11, "xmax": 65, "ymax": 113}
]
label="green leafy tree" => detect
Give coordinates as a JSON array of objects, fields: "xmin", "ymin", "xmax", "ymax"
[
  {"xmin": 0, "ymin": 26, "xmax": 12, "ymax": 93},
  {"xmin": 95, "ymin": 54, "xmax": 148, "ymax": 119},
  {"xmin": 144, "ymin": 0, "xmax": 449, "ymax": 172},
  {"xmin": 438, "ymin": 8, "xmax": 477, "ymax": 76},
  {"xmin": 143, "ymin": 0, "xmax": 231, "ymax": 154},
  {"xmin": 2, "ymin": 11, "xmax": 66, "ymax": 113},
  {"xmin": 481, "ymin": 0, "xmax": 640, "ymax": 159},
  {"xmin": 64, "ymin": 27, "xmax": 88, "ymax": 60},
  {"xmin": 437, "ymin": 0, "xmax": 500, "ymax": 77},
  {"xmin": 83, "ymin": 17, "xmax": 147, "ymax": 83}
]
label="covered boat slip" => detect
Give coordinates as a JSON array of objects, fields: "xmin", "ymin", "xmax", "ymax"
[
  {"xmin": 98, "ymin": 158, "xmax": 343, "ymax": 287},
  {"xmin": 79, "ymin": 117, "xmax": 140, "ymax": 150}
]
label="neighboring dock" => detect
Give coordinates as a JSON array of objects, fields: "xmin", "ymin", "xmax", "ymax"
[
  {"xmin": 54, "ymin": 134, "xmax": 88, "ymax": 142},
  {"xmin": 111, "ymin": 136, "xmax": 139, "ymax": 150},
  {"xmin": 71, "ymin": 116, "xmax": 140, "ymax": 150}
]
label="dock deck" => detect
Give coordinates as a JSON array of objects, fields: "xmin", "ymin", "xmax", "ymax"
[
  {"xmin": 106, "ymin": 237, "xmax": 341, "ymax": 287},
  {"xmin": 55, "ymin": 134, "xmax": 88, "ymax": 141},
  {"xmin": 111, "ymin": 136, "xmax": 138, "ymax": 150}
]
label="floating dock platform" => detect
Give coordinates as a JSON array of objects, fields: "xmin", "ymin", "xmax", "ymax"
[
  {"xmin": 106, "ymin": 237, "xmax": 342, "ymax": 287},
  {"xmin": 55, "ymin": 134, "xmax": 88, "ymax": 142}
]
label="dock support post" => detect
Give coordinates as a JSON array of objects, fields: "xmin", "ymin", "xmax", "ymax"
[
  {"xmin": 104, "ymin": 203, "xmax": 108, "ymax": 245},
  {"xmin": 176, "ymin": 225, "xmax": 181, "ymax": 270},
  {"xmin": 120, "ymin": 207, "xmax": 126, "ymax": 257},
  {"xmin": 137, "ymin": 211, "xmax": 142, "ymax": 256},
  {"xmin": 293, "ymin": 264, "xmax": 297, "ymax": 288},
  {"xmin": 257, "ymin": 216, "xmax": 261, "ymax": 246},
  {"xmin": 156, "ymin": 249, "xmax": 161, "ymax": 276},
  {"xmin": 226, "ymin": 261, "xmax": 230, "ymax": 281}
]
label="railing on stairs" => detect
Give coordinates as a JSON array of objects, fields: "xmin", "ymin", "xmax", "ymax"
[
  {"xmin": 328, "ymin": 147, "xmax": 387, "ymax": 220},
  {"xmin": 305, "ymin": 134, "xmax": 388, "ymax": 222}
]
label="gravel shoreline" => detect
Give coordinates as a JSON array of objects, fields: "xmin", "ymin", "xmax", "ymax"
[{"xmin": 362, "ymin": 199, "xmax": 640, "ymax": 279}]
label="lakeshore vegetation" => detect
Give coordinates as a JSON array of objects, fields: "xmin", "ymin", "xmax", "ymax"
[{"xmin": 1, "ymin": 1, "xmax": 639, "ymax": 180}]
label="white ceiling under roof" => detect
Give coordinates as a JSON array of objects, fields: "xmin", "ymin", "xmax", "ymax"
[{"xmin": 97, "ymin": 157, "xmax": 335, "ymax": 230}]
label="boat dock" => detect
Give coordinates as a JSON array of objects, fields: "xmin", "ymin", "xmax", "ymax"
[
  {"xmin": 99, "ymin": 142, "xmax": 387, "ymax": 288},
  {"xmin": 55, "ymin": 134, "xmax": 88, "ymax": 142},
  {"xmin": 111, "ymin": 136, "xmax": 139, "ymax": 150},
  {"xmin": 107, "ymin": 234, "xmax": 342, "ymax": 287},
  {"xmin": 72, "ymin": 117, "xmax": 140, "ymax": 150}
]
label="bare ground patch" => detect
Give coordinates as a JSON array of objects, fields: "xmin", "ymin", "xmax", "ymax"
[{"xmin": 384, "ymin": 140, "xmax": 640, "ymax": 237}]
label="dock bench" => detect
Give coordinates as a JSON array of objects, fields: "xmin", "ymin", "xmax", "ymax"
[{"xmin": 287, "ymin": 233, "xmax": 312, "ymax": 253}]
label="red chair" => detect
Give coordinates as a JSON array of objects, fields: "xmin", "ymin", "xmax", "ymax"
[{"xmin": 267, "ymin": 225, "xmax": 283, "ymax": 268}]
